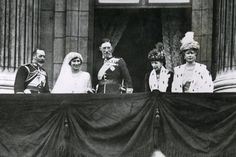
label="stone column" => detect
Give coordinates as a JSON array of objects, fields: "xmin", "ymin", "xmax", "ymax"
[
  {"xmin": 192, "ymin": 0, "xmax": 213, "ymax": 70},
  {"xmin": 53, "ymin": 0, "xmax": 66, "ymax": 85},
  {"xmin": 0, "ymin": 0, "xmax": 40, "ymax": 93},
  {"xmin": 40, "ymin": 0, "xmax": 55, "ymax": 89},
  {"xmin": 213, "ymin": 0, "xmax": 236, "ymax": 92},
  {"xmin": 52, "ymin": 0, "xmax": 92, "ymax": 85}
]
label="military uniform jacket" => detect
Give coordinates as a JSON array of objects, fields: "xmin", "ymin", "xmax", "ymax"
[
  {"xmin": 14, "ymin": 63, "xmax": 50, "ymax": 93},
  {"xmin": 97, "ymin": 57, "xmax": 132, "ymax": 94}
]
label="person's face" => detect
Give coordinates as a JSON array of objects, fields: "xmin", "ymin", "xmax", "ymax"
[
  {"xmin": 34, "ymin": 50, "xmax": 46, "ymax": 65},
  {"xmin": 70, "ymin": 58, "xmax": 82, "ymax": 70},
  {"xmin": 100, "ymin": 42, "xmax": 113, "ymax": 59},
  {"xmin": 184, "ymin": 49, "xmax": 197, "ymax": 63},
  {"xmin": 151, "ymin": 61, "xmax": 163, "ymax": 70}
]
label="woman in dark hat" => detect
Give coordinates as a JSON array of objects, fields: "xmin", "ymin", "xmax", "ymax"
[
  {"xmin": 144, "ymin": 42, "xmax": 173, "ymax": 92},
  {"xmin": 171, "ymin": 32, "xmax": 214, "ymax": 93}
]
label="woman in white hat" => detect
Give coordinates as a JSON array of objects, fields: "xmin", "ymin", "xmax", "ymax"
[
  {"xmin": 171, "ymin": 32, "xmax": 214, "ymax": 93},
  {"xmin": 52, "ymin": 52, "xmax": 94, "ymax": 93}
]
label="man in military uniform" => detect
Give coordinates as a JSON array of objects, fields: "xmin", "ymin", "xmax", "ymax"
[
  {"xmin": 14, "ymin": 49, "xmax": 50, "ymax": 94},
  {"xmin": 96, "ymin": 39, "xmax": 133, "ymax": 94}
]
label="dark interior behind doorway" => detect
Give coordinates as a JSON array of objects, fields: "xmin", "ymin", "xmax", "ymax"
[{"xmin": 93, "ymin": 9, "xmax": 162, "ymax": 92}]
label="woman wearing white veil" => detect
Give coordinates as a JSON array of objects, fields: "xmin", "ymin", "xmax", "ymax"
[{"xmin": 52, "ymin": 52, "xmax": 93, "ymax": 93}]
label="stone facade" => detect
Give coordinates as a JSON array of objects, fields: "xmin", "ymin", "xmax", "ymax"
[
  {"xmin": 0, "ymin": 0, "xmax": 40, "ymax": 93},
  {"xmin": 0, "ymin": 0, "xmax": 217, "ymax": 92},
  {"xmin": 192, "ymin": 0, "xmax": 213, "ymax": 71},
  {"xmin": 40, "ymin": 0, "xmax": 93, "ymax": 89}
]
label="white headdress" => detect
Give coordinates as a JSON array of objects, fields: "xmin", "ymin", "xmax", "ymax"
[
  {"xmin": 52, "ymin": 52, "xmax": 83, "ymax": 93},
  {"xmin": 180, "ymin": 32, "xmax": 200, "ymax": 51}
]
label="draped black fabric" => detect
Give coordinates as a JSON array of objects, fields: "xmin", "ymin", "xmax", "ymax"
[
  {"xmin": 0, "ymin": 93, "xmax": 155, "ymax": 157},
  {"xmin": 1, "ymin": 93, "xmax": 236, "ymax": 157},
  {"xmin": 158, "ymin": 93, "xmax": 236, "ymax": 157}
]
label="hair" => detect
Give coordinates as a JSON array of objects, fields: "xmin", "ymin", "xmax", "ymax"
[
  {"xmin": 181, "ymin": 48, "xmax": 198, "ymax": 59},
  {"xmin": 68, "ymin": 56, "xmax": 82, "ymax": 65},
  {"xmin": 32, "ymin": 49, "xmax": 39, "ymax": 57},
  {"xmin": 32, "ymin": 49, "xmax": 45, "ymax": 57},
  {"xmin": 100, "ymin": 38, "xmax": 112, "ymax": 46}
]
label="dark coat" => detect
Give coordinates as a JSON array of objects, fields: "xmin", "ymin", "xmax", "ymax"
[{"xmin": 96, "ymin": 57, "xmax": 132, "ymax": 94}]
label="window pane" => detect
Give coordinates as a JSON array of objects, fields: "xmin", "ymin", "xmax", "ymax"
[
  {"xmin": 149, "ymin": 0, "xmax": 190, "ymax": 3},
  {"xmin": 98, "ymin": 0, "xmax": 139, "ymax": 3}
]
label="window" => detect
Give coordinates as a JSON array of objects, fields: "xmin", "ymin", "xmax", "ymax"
[
  {"xmin": 149, "ymin": 0, "xmax": 190, "ymax": 3},
  {"xmin": 96, "ymin": 0, "xmax": 191, "ymax": 8},
  {"xmin": 98, "ymin": 0, "xmax": 139, "ymax": 3}
]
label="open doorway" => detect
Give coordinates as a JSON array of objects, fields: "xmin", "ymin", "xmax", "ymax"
[
  {"xmin": 93, "ymin": 9, "xmax": 162, "ymax": 92},
  {"xmin": 93, "ymin": 8, "xmax": 190, "ymax": 92}
]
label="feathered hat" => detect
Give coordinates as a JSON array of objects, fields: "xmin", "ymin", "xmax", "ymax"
[
  {"xmin": 180, "ymin": 32, "xmax": 200, "ymax": 52},
  {"xmin": 148, "ymin": 42, "xmax": 165, "ymax": 62}
]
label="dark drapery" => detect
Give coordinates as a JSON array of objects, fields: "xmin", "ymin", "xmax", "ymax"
[
  {"xmin": 94, "ymin": 9, "xmax": 129, "ymax": 52},
  {"xmin": 1, "ymin": 93, "xmax": 236, "ymax": 157},
  {"xmin": 93, "ymin": 9, "xmax": 163, "ymax": 92},
  {"xmin": 158, "ymin": 93, "xmax": 236, "ymax": 157},
  {"xmin": 161, "ymin": 8, "xmax": 191, "ymax": 71},
  {"xmin": 0, "ymin": 93, "xmax": 155, "ymax": 157}
]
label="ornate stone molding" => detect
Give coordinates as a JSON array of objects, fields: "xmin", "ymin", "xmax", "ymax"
[
  {"xmin": 0, "ymin": 69, "xmax": 16, "ymax": 93},
  {"xmin": 214, "ymin": 70, "xmax": 236, "ymax": 92}
]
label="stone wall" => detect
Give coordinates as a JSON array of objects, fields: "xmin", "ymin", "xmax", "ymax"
[
  {"xmin": 0, "ymin": 0, "xmax": 214, "ymax": 92},
  {"xmin": 192, "ymin": 0, "xmax": 213, "ymax": 71},
  {"xmin": 40, "ymin": 0, "xmax": 92, "ymax": 89}
]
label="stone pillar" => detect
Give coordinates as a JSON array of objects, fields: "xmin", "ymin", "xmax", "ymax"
[
  {"xmin": 53, "ymin": 0, "xmax": 66, "ymax": 85},
  {"xmin": 52, "ymin": 0, "xmax": 92, "ymax": 86},
  {"xmin": 0, "ymin": 0, "xmax": 40, "ymax": 93},
  {"xmin": 192, "ymin": 0, "xmax": 213, "ymax": 70},
  {"xmin": 40, "ymin": 0, "xmax": 55, "ymax": 89},
  {"xmin": 213, "ymin": 0, "xmax": 236, "ymax": 92}
]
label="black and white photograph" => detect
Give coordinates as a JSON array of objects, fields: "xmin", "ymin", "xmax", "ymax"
[{"xmin": 0, "ymin": 0, "xmax": 235, "ymax": 156}]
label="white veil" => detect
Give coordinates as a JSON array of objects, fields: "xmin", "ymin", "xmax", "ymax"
[{"xmin": 51, "ymin": 52, "xmax": 83, "ymax": 93}]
